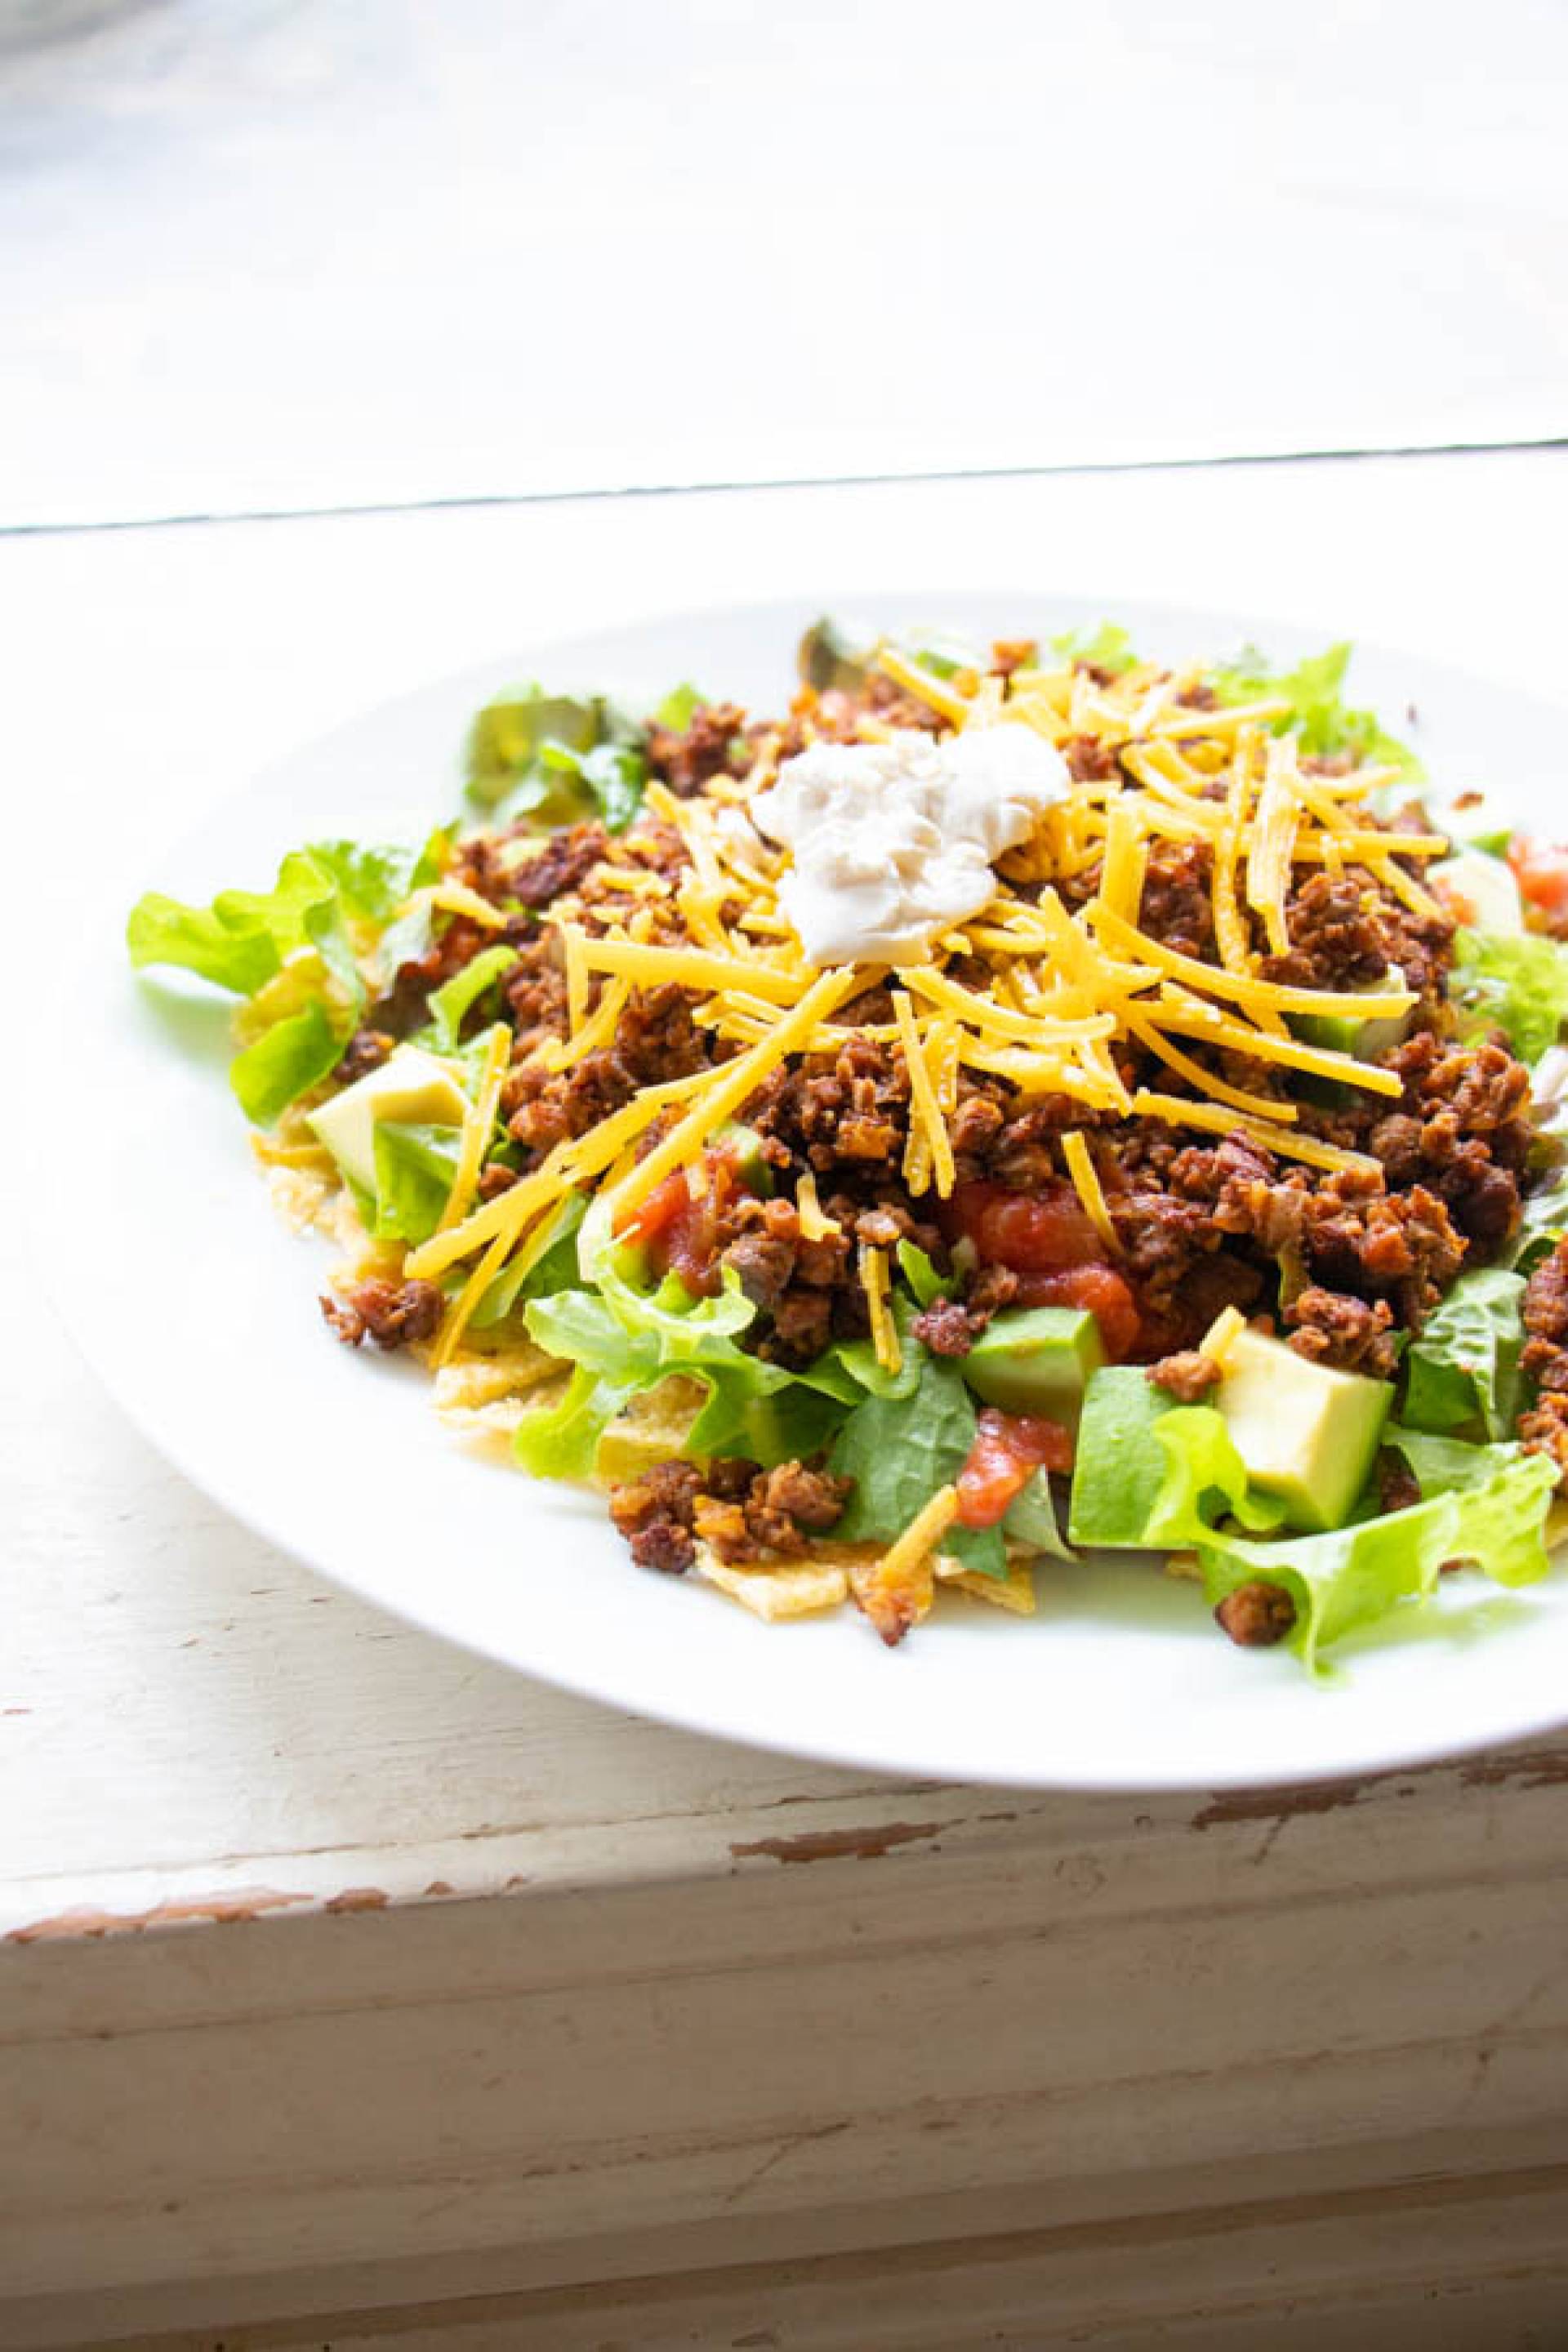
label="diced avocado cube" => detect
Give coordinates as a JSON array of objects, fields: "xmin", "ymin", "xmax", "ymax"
[
  {"xmin": 1214, "ymin": 1326, "xmax": 1392, "ymax": 1534},
  {"xmin": 307, "ymin": 1044, "xmax": 470, "ymax": 1196},
  {"xmin": 1429, "ymin": 848, "xmax": 1525, "ymax": 936},
  {"xmin": 961, "ymin": 1307, "xmax": 1105, "ymax": 1424},
  {"xmin": 1295, "ymin": 965, "xmax": 1411, "ymax": 1063},
  {"xmin": 1067, "ymin": 1366, "xmax": 1178, "ymax": 1548}
]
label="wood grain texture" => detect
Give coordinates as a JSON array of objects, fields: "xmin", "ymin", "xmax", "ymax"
[
  {"xmin": 58, "ymin": 2172, "xmax": 1568, "ymax": 2352},
  {"xmin": 6, "ymin": 1734, "xmax": 1568, "ymax": 2326}
]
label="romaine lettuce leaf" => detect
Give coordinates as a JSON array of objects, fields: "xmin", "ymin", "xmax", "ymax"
[
  {"xmin": 369, "ymin": 1120, "xmax": 463, "ymax": 1244},
  {"xmin": 1067, "ymin": 1380, "xmax": 1285, "ymax": 1549},
  {"xmin": 1198, "ymin": 1451, "xmax": 1555, "ymax": 1668},
  {"xmin": 512, "ymin": 1364, "xmax": 630, "ymax": 1481},
  {"xmin": 523, "ymin": 1279, "xmax": 851, "ymax": 1470},
  {"xmin": 826, "ymin": 1295, "xmax": 924, "ymax": 1401},
  {"xmin": 229, "ymin": 1000, "xmax": 342, "ymax": 1126},
  {"xmin": 466, "ymin": 688, "xmax": 602, "ymax": 812},
  {"xmin": 653, "ymin": 682, "xmax": 702, "ymax": 732},
  {"xmin": 897, "ymin": 1240, "xmax": 947, "ymax": 1307},
  {"xmin": 1382, "ymin": 1422, "xmax": 1529, "ymax": 1494},
  {"xmin": 830, "ymin": 1349, "xmax": 1004, "ymax": 1578},
  {"xmin": 799, "ymin": 617, "xmax": 875, "ymax": 693},
  {"xmin": 420, "ymin": 944, "xmax": 519, "ymax": 1053},
  {"xmin": 1146, "ymin": 1410, "xmax": 1287, "ymax": 1544},
  {"xmin": 130, "ymin": 844, "xmax": 386, "ymax": 1122},
  {"xmin": 684, "ymin": 1369, "xmax": 848, "ymax": 1466},
  {"xmin": 1451, "ymin": 930, "xmax": 1568, "ymax": 1066},
  {"xmin": 1049, "ymin": 621, "xmax": 1138, "ymax": 676},
  {"xmin": 1512, "ymin": 1162, "xmax": 1568, "ymax": 1274},
  {"xmin": 464, "ymin": 684, "xmax": 662, "ymax": 831},
  {"xmin": 471, "ymin": 1193, "xmax": 588, "ymax": 1329},
  {"xmin": 305, "ymin": 839, "xmax": 425, "ymax": 922},
  {"xmin": 1401, "ymin": 1268, "xmax": 1526, "ymax": 1441},
  {"xmin": 1067, "ymin": 1368, "xmax": 1177, "ymax": 1547},
  {"xmin": 374, "ymin": 893, "xmax": 439, "ymax": 990},
  {"xmin": 127, "ymin": 893, "xmax": 290, "ymax": 997},
  {"xmin": 129, "ymin": 847, "xmax": 358, "ymax": 1000},
  {"xmin": 1210, "ymin": 640, "xmax": 1421, "ymax": 779}
]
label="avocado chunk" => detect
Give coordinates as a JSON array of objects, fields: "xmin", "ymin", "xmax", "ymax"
[
  {"xmin": 961, "ymin": 1307, "xmax": 1105, "ymax": 1425},
  {"xmin": 308, "ymin": 1044, "xmax": 470, "ymax": 1196},
  {"xmin": 1214, "ymin": 1326, "xmax": 1392, "ymax": 1533},
  {"xmin": 1295, "ymin": 966, "xmax": 1412, "ymax": 1063}
]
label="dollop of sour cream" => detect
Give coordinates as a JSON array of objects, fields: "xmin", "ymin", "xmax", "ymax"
[{"xmin": 748, "ymin": 723, "xmax": 1070, "ymax": 965}]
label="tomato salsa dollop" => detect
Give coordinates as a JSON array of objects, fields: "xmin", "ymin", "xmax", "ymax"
[{"xmin": 939, "ymin": 1178, "xmax": 1140, "ymax": 1359}]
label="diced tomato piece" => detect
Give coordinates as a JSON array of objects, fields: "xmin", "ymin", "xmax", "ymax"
[
  {"xmin": 956, "ymin": 1405, "xmax": 1075, "ymax": 1529},
  {"xmin": 617, "ymin": 1154, "xmax": 745, "ymax": 1298},
  {"xmin": 619, "ymin": 1165, "xmax": 695, "ymax": 1248},
  {"xmin": 1508, "ymin": 836, "xmax": 1568, "ymax": 923},
  {"xmin": 1011, "ymin": 1263, "xmax": 1142, "ymax": 1361},
  {"xmin": 941, "ymin": 1178, "xmax": 1103, "ymax": 1272}
]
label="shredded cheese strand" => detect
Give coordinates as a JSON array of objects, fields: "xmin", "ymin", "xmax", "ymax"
[
  {"xmin": 873, "ymin": 644, "xmax": 973, "ymax": 728},
  {"xmin": 795, "ymin": 1170, "xmax": 840, "ymax": 1241},
  {"xmin": 1131, "ymin": 1089, "xmax": 1382, "ymax": 1176},
  {"xmin": 1121, "ymin": 1009, "xmax": 1297, "ymax": 1125},
  {"xmin": 438, "ymin": 1022, "xmax": 512, "ymax": 1236},
  {"xmin": 880, "ymin": 1483, "xmax": 961, "ymax": 1583},
  {"xmin": 1092, "ymin": 902, "xmax": 1414, "ymax": 1022},
  {"xmin": 1061, "ymin": 1131, "xmax": 1120, "ymax": 1254},
  {"xmin": 859, "ymin": 1244, "xmax": 902, "ymax": 1375},
  {"xmin": 572, "ymin": 933, "xmax": 804, "ymax": 1004}
]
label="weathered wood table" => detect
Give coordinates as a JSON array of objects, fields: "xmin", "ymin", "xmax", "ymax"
[{"xmin": 5, "ymin": 451, "xmax": 1568, "ymax": 2348}]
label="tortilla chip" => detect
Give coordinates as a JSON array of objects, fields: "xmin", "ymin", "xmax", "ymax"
[
  {"xmin": 944, "ymin": 1561, "xmax": 1037, "ymax": 1615},
  {"xmin": 261, "ymin": 1161, "xmax": 339, "ymax": 1235},
  {"xmin": 435, "ymin": 1350, "xmax": 559, "ymax": 1412},
  {"xmin": 594, "ymin": 1377, "xmax": 706, "ymax": 1482},
  {"xmin": 844, "ymin": 1546, "xmax": 935, "ymax": 1647},
  {"xmin": 694, "ymin": 1544, "xmax": 849, "ymax": 1620}
]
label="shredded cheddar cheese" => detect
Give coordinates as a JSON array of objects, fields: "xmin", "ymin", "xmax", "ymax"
[
  {"xmin": 795, "ymin": 1170, "xmax": 840, "ymax": 1241},
  {"xmin": 860, "ymin": 1244, "xmax": 902, "ymax": 1376},
  {"xmin": 1062, "ymin": 1130, "xmax": 1119, "ymax": 1254},
  {"xmin": 438, "ymin": 1021, "xmax": 511, "ymax": 1236},
  {"xmin": 880, "ymin": 1482, "xmax": 962, "ymax": 1584}
]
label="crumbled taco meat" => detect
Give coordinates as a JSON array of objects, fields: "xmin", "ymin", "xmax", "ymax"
[
  {"xmin": 613, "ymin": 1456, "xmax": 849, "ymax": 1572},
  {"xmin": 321, "ymin": 1277, "xmax": 444, "ymax": 1351},
  {"xmin": 1147, "ymin": 1349, "xmax": 1222, "ymax": 1403},
  {"xmin": 1214, "ymin": 1581, "xmax": 1297, "ymax": 1648},
  {"xmin": 1519, "ymin": 1240, "xmax": 1568, "ymax": 1482}
]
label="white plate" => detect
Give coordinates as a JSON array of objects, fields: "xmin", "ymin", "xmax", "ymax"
[{"xmin": 54, "ymin": 592, "xmax": 1568, "ymax": 1791}]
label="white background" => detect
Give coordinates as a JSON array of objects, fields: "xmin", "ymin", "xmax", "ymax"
[{"xmin": 2, "ymin": 0, "xmax": 1566, "ymax": 525}]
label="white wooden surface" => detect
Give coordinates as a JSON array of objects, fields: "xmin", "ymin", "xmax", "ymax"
[
  {"xmin": 3, "ymin": 0, "xmax": 1568, "ymax": 526},
  {"xmin": 7, "ymin": 451, "xmax": 1568, "ymax": 2345}
]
